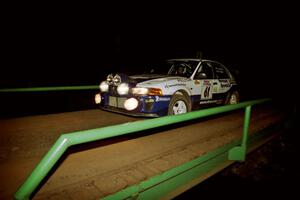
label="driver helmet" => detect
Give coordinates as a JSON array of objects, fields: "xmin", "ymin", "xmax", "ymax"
[{"xmin": 177, "ymin": 65, "xmax": 186, "ymax": 75}]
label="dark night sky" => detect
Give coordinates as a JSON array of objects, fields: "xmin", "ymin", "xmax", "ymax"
[
  {"xmin": 1, "ymin": 3, "xmax": 298, "ymax": 99},
  {"xmin": 1, "ymin": 5, "xmax": 299, "ymax": 198}
]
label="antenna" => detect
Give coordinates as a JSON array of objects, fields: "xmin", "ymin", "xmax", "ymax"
[{"xmin": 196, "ymin": 51, "xmax": 202, "ymax": 61}]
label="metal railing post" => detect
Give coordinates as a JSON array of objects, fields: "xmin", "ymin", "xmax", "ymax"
[
  {"xmin": 228, "ymin": 105, "xmax": 252, "ymax": 161},
  {"xmin": 14, "ymin": 135, "xmax": 70, "ymax": 200}
]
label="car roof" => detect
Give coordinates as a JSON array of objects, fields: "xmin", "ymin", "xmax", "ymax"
[{"xmin": 167, "ymin": 58, "xmax": 213, "ymax": 62}]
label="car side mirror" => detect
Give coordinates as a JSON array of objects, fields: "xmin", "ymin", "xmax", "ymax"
[{"xmin": 196, "ymin": 72, "xmax": 207, "ymax": 79}]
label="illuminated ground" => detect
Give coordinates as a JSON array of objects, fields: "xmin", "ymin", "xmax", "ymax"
[{"xmin": 0, "ymin": 107, "xmax": 285, "ymax": 199}]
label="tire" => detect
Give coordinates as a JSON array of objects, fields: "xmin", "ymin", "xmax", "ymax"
[
  {"xmin": 225, "ymin": 91, "xmax": 240, "ymax": 105},
  {"xmin": 168, "ymin": 94, "xmax": 191, "ymax": 115}
]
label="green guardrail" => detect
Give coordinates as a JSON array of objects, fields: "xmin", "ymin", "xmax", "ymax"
[
  {"xmin": 14, "ymin": 98, "xmax": 270, "ymax": 200},
  {"xmin": 0, "ymin": 85, "xmax": 98, "ymax": 92},
  {"xmin": 103, "ymin": 120, "xmax": 281, "ymax": 200}
]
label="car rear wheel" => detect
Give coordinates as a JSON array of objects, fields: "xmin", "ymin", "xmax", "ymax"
[
  {"xmin": 225, "ymin": 91, "xmax": 239, "ymax": 105},
  {"xmin": 168, "ymin": 94, "xmax": 191, "ymax": 115}
]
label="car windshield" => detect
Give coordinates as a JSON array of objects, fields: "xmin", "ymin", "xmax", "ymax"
[{"xmin": 143, "ymin": 60, "xmax": 199, "ymax": 78}]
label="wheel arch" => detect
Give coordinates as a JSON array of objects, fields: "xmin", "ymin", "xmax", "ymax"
[
  {"xmin": 168, "ymin": 90, "xmax": 192, "ymax": 115},
  {"xmin": 174, "ymin": 89, "xmax": 190, "ymax": 97},
  {"xmin": 173, "ymin": 89, "xmax": 192, "ymax": 106}
]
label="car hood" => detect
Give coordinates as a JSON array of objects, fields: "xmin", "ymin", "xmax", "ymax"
[
  {"xmin": 130, "ymin": 74, "xmax": 189, "ymax": 88},
  {"xmin": 129, "ymin": 74, "xmax": 167, "ymax": 83}
]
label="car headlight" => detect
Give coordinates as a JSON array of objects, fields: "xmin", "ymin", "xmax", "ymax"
[
  {"xmin": 131, "ymin": 87, "xmax": 163, "ymax": 96},
  {"xmin": 131, "ymin": 87, "xmax": 149, "ymax": 95},
  {"xmin": 117, "ymin": 83, "xmax": 129, "ymax": 95},
  {"xmin": 99, "ymin": 81, "xmax": 109, "ymax": 92},
  {"xmin": 124, "ymin": 98, "xmax": 138, "ymax": 111}
]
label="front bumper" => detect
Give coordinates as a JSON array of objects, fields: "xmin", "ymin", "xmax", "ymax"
[
  {"xmin": 100, "ymin": 106, "xmax": 159, "ymax": 117},
  {"xmin": 99, "ymin": 93, "xmax": 171, "ymax": 117}
]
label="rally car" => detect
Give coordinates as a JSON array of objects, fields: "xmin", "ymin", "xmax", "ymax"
[{"xmin": 95, "ymin": 59, "xmax": 239, "ymax": 117}]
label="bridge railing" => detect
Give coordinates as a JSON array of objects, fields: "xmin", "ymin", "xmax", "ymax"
[
  {"xmin": 1, "ymin": 86, "xmax": 271, "ymax": 199},
  {"xmin": 10, "ymin": 93, "xmax": 270, "ymax": 200},
  {"xmin": 0, "ymin": 85, "xmax": 98, "ymax": 92}
]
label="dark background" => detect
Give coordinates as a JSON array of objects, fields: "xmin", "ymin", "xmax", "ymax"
[
  {"xmin": 1, "ymin": 4, "xmax": 297, "ymax": 89},
  {"xmin": 1, "ymin": 3, "xmax": 299, "ymax": 198},
  {"xmin": 1, "ymin": 4, "xmax": 298, "ymax": 117}
]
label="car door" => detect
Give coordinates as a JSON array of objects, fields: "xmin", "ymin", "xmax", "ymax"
[
  {"xmin": 211, "ymin": 61, "xmax": 232, "ymax": 100},
  {"xmin": 194, "ymin": 61, "xmax": 216, "ymax": 103}
]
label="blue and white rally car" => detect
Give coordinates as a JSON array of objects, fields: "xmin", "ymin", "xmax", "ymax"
[{"xmin": 95, "ymin": 59, "xmax": 239, "ymax": 117}]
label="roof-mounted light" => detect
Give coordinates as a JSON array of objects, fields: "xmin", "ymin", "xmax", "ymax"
[
  {"xmin": 107, "ymin": 74, "xmax": 114, "ymax": 85},
  {"xmin": 113, "ymin": 74, "xmax": 121, "ymax": 86}
]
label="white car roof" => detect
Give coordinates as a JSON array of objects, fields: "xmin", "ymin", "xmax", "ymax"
[{"xmin": 167, "ymin": 58, "xmax": 212, "ymax": 62}]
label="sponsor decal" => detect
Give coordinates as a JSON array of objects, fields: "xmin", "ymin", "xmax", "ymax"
[
  {"xmin": 200, "ymin": 100, "xmax": 217, "ymax": 104},
  {"xmin": 145, "ymin": 98, "xmax": 155, "ymax": 103},
  {"xmin": 213, "ymin": 85, "xmax": 218, "ymax": 93},
  {"xmin": 165, "ymin": 83, "xmax": 186, "ymax": 88},
  {"xmin": 177, "ymin": 78, "xmax": 188, "ymax": 82},
  {"xmin": 203, "ymin": 80, "xmax": 211, "ymax": 86},
  {"xmin": 219, "ymin": 79, "xmax": 229, "ymax": 83},
  {"xmin": 219, "ymin": 79, "xmax": 231, "ymax": 88},
  {"xmin": 221, "ymin": 83, "xmax": 231, "ymax": 88},
  {"xmin": 155, "ymin": 96, "xmax": 171, "ymax": 101}
]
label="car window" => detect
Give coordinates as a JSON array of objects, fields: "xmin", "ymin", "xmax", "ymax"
[
  {"xmin": 211, "ymin": 62, "xmax": 230, "ymax": 79},
  {"xmin": 142, "ymin": 60, "xmax": 198, "ymax": 77},
  {"xmin": 167, "ymin": 61, "xmax": 198, "ymax": 77},
  {"xmin": 196, "ymin": 62, "xmax": 214, "ymax": 79}
]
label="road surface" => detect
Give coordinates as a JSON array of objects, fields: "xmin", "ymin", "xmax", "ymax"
[{"xmin": 0, "ymin": 106, "xmax": 285, "ymax": 199}]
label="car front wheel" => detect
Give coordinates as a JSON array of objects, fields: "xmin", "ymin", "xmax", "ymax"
[{"xmin": 168, "ymin": 94, "xmax": 191, "ymax": 115}]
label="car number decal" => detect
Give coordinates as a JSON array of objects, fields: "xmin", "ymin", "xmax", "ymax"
[{"xmin": 201, "ymin": 85, "xmax": 212, "ymax": 99}]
